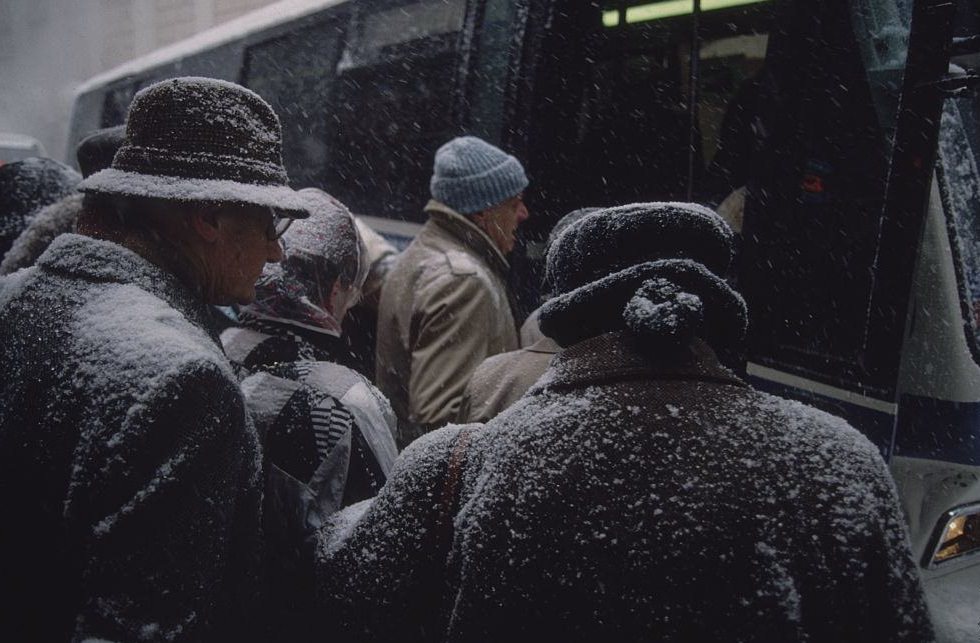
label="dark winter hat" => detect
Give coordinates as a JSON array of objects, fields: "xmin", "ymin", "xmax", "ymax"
[
  {"xmin": 78, "ymin": 77, "xmax": 308, "ymax": 217},
  {"xmin": 539, "ymin": 203, "xmax": 746, "ymax": 352},
  {"xmin": 0, "ymin": 157, "xmax": 80, "ymax": 255},
  {"xmin": 76, "ymin": 126, "xmax": 125, "ymax": 179},
  {"xmin": 430, "ymin": 136, "xmax": 528, "ymax": 215},
  {"xmin": 545, "ymin": 202, "xmax": 733, "ymax": 297}
]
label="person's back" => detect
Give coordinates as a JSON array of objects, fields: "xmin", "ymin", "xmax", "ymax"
[
  {"xmin": 456, "ymin": 335, "xmax": 558, "ymax": 423},
  {"xmin": 223, "ymin": 188, "xmax": 398, "ymax": 510},
  {"xmin": 444, "ymin": 332, "xmax": 928, "ymax": 641},
  {"xmin": 376, "ymin": 136, "xmax": 528, "ymax": 445},
  {"xmin": 320, "ymin": 203, "xmax": 931, "ymax": 642},
  {"xmin": 0, "ymin": 234, "xmax": 262, "ymax": 640}
]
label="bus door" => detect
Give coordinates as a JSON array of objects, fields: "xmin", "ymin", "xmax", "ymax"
[
  {"xmin": 888, "ymin": 2, "xmax": 980, "ymax": 634},
  {"xmin": 492, "ymin": 0, "xmax": 773, "ymax": 316},
  {"xmin": 504, "ymin": 0, "xmax": 902, "ymax": 407},
  {"xmin": 734, "ymin": 0, "xmax": 914, "ymax": 457}
]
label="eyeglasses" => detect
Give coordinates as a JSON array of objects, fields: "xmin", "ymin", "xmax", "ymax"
[{"xmin": 266, "ymin": 212, "xmax": 294, "ymax": 241}]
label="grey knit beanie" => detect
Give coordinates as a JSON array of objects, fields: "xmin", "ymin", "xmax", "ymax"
[{"xmin": 429, "ymin": 136, "xmax": 528, "ymax": 214}]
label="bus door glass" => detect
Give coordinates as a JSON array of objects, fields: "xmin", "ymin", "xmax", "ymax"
[
  {"xmin": 938, "ymin": 2, "xmax": 980, "ymax": 358},
  {"xmin": 242, "ymin": 18, "xmax": 346, "ymax": 189},
  {"xmin": 101, "ymin": 81, "xmax": 140, "ymax": 128},
  {"xmin": 520, "ymin": 0, "xmax": 915, "ymax": 450},
  {"xmin": 325, "ymin": 0, "xmax": 467, "ymax": 222}
]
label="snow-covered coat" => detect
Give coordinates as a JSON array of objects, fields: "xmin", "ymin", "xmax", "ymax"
[
  {"xmin": 456, "ymin": 335, "xmax": 558, "ymax": 423},
  {"xmin": 0, "ymin": 233, "xmax": 264, "ymax": 642},
  {"xmin": 318, "ymin": 330, "xmax": 933, "ymax": 642},
  {"xmin": 375, "ymin": 200, "xmax": 518, "ymax": 446}
]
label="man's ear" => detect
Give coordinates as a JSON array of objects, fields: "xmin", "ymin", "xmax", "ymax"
[
  {"xmin": 469, "ymin": 210, "xmax": 488, "ymax": 229},
  {"xmin": 188, "ymin": 209, "xmax": 221, "ymax": 243}
]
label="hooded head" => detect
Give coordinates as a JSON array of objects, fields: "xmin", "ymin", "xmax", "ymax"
[
  {"xmin": 243, "ymin": 188, "xmax": 368, "ymax": 335},
  {"xmin": 539, "ymin": 202, "xmax": 747, "ymax": 355}
]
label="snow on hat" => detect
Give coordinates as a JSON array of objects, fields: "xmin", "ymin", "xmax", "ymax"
[
  {"xmin": 430, "ymin": 136, "xmax": 528, "ymax": 215},
  {"xmin": 78, "ymin": 77, "xmax": 308, "ymax": 217},
  {"xmin": 76, "ymin": 125, "xmax": 125, "ymax": 179},
  {"xmin": 544, "ymin": 202, "xmax": 733, "ymax": 297},
  {"xmin": 285, "ymin": 188, "xmax": 369, "ymax": 292},
  {"xmin": 539, "ymin": 202, "xmax": 746, "ymax": 352}
]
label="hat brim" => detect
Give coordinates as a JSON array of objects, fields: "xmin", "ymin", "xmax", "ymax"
[{"xmin": 77, "ymin": 168, "xmax": 309, "ymax": 218}]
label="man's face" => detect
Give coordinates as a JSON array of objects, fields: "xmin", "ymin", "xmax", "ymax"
[
  {"xmin": 476, "ymin": 193, "xmax": 529, "ymax": 255},
  {"xmin": 210, "ymin": 204, "xmax": 284, "ymax": 305}
]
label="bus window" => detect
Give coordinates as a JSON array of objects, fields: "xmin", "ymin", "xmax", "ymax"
[
  {"xmin": 697, "ymin": 28, "xmax": 771, "ymax": 205},
  {"xmin": 325, "ymin": 0, "xmax": 466, "ymax": 222},
  {"xmin": 242, "ymin": 20, "xmax": 344, "ymax": 189},
  {"xmin": 731, "ymin": 0, "xmax": 911, "ymax": 394},
  {"xmin": 697, "ymin": 33, "xmax": 768, "ymax": 180},
  {"xmin": 101, "ymin": 82, "xmax": 139, "ymax": 128}
]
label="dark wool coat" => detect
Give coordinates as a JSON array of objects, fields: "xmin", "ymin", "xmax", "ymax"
[
  {"xmin": 318, "ymin": 331, "xmax": 933, "ymax": 642},
  {"xmin": 0, "ymin": 234, "xmax": 264, "ymax": 642}
]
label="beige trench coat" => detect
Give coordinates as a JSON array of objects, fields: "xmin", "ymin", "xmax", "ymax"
[
  {"xmin": 456, "ymin": 335, "xmax": 559, "ymax": 423},
  {"xmin": 375, "ymin": 200, "xmax": 518, "ymax": 446}
]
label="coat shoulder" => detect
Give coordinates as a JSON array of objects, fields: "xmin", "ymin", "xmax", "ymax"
[{"xmin": 69, "ymin": 282, "xmax": 234, "ymax": 393}]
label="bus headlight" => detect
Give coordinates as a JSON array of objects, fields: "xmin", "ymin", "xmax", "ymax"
[{"xmin": 925, "ymin": 503, "xmax": 980, "ymax": 567}]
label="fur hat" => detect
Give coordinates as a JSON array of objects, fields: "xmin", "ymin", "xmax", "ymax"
[
  {"xmin": 430, "ymin": 136, "xmax": 528, "ymax": 214},
  {"xmin": 545, "ymin": 202, "xmax": 733, "ymax": 296},
  {"xmin": 539, "ymin": 202, "xmax": 746, "ymax": 352},
  {"xmin": 78, "ymin": 77, "xmax": 308, "ymax": 217}
]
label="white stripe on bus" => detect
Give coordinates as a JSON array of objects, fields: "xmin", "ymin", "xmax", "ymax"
[{"xmin": 745, "ymin": 362, "xmax": 898, "ymax": 415}]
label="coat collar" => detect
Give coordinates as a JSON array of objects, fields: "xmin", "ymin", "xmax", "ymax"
[
  {"xmin": 532, "ymin": 330, "xmax": 746, "ymax": 393},
  {"xmin": 36, "ymin": 233, "xmax": 222, "ymax": 345},
  {"xmin": 424, "ymin": 199, "xmax": 510, "ymax": 277}
]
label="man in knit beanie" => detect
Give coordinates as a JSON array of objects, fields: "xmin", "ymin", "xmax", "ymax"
[{"xmin": 376, "ymin": 135, "xmax": 529, "ymax": 446}]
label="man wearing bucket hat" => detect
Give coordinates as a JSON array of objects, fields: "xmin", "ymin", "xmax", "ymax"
[
  {"xmin": 0, "ymin": 77, "xmax": 308, "ymax": 642},
  {"xmin": 376, "ymin": 136, "xmax": 529, "ymax": 447}
]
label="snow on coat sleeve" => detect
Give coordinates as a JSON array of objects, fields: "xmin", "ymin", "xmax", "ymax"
[
  {"xmin": 67, "ymin": 359, "xmax": 260, "ymax": 642},
  {"xmin": 815, "ymin": 428, "xmax": 935, "ymax": 642},
  {"xmin": 408, "ymin": 270, "xmax": 498, "ymax": 429},
  {"xmin": 316, "ymin": 424, "xmax": 469, "ymax": 641}
]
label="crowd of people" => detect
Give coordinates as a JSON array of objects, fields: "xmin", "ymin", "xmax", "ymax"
[{"xmin": 0, "ymin": 76, "xmax": 934, "ymax": 642}]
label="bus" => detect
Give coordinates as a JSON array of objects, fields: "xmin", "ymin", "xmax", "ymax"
[{"xmin": 67, "ymin": 0, "xmax": 980, "ymax": 637}]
